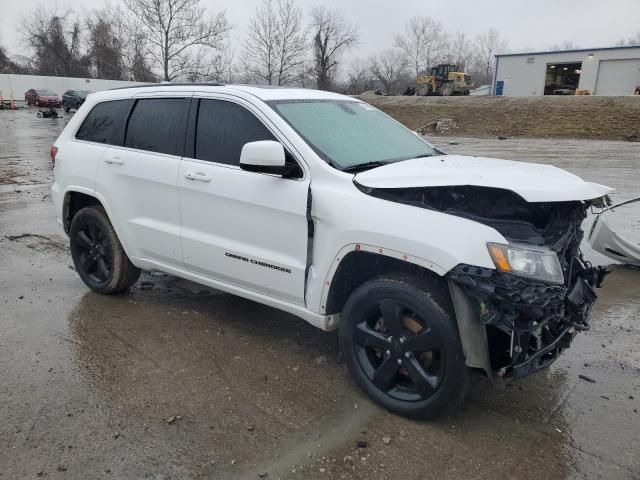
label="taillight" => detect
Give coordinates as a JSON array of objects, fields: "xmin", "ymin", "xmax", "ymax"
[{"xmin": 50, "ymin": 145, "xmax": 58, "ymax": 164}]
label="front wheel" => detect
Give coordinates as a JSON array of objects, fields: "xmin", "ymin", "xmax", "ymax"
[
  {"xmin": 339, "ymin": 273, "xmax": 470, "ymax": 419},
  {"xmin": 70, "ymin": 206, "xmax": 141, "ymax": 294}
]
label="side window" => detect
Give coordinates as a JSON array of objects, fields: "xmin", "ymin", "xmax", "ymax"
[
  {"xmin": 76, "ymin": 99, "xmax": 131, "ymax": 145},
  {"xmin": 125, "ymin": 98, "xmax": 189, "ymax": 156},
  {"xmin": 195, "ymin": 99, "xmax": 276, "ymax": 165}
]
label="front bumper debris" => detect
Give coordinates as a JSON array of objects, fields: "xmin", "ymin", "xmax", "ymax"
[
  {"xmin": 448, "ymin": 259, "xmax": 607, "ymax": 380},
  {"xmin": 589, "ymin": 197, "xmax": 640, "ymax": 266}
]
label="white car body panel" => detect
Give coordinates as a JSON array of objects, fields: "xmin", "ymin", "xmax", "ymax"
[
  {"xmin": 50, "ymin": 84, "xmax": 613, "ymax": 331},
  {"xmin": 588, "ymin": 198, "xmax": 640, "ymax": 266},
  {"xmin": 96, "ymin": 146, "xmax": 184, "ymax": 267},
  {"xmin": 355, "ymin": 155, "xmax": 613, "ymax": 202}
]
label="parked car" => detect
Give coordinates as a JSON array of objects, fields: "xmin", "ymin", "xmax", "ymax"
[
  {"xmin": 24, "ymin": 89, "xmax": 61, "ymax": 107},
  {"xmin": 50, "ymin": 84, "xmax": 612, "ymax": 419},
  {"xmin": 62, "ymin": 89, "xmax": 91, "ymax": 112}
]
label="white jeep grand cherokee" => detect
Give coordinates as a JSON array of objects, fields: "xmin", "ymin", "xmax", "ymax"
[{"xmin": 51, "ymin": 84, "xmax": 612, "ymax": 419}]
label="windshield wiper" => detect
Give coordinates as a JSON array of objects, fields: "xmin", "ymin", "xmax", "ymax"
[{"xmin": 342, "ymin": 161, "xmax": 388, "ymax": 173}]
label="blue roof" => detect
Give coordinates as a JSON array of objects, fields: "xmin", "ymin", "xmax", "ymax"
[{"xmin": 495, "ymin": 45, "xmax": 640, "ymax": 58}]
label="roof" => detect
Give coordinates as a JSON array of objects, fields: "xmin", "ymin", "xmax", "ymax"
[
  {"xmin": 107, "ymin": 83, "xmax": 351, "ymax": 102},
  {"xmin": 495, "ymin": 44, "xmax": 640, "ymax": 58}
]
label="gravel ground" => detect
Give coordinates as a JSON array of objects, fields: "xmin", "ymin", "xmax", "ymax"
[{"xmin": 0, "ymin": 107, "xmax": 639, "ymax": 480}]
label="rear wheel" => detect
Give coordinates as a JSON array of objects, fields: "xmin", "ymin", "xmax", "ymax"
[
  {"xmin": 70, "ymin": 206, "xmax": 140, "ymax": 294},
  {"xmin": 339, "ymin": 273, "xmax": 470, "ymax": 419},
  {"xmin": 64, "ymin": 102, "xmax": 70, "ymax": 113}
]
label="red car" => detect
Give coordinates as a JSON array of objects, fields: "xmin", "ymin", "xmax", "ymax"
[{"xmin": 25, "ymin": 89, "xmax": 62, "ymax": 107}]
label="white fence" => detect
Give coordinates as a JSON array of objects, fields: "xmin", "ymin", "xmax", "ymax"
[{"xmin": 0, "ymin": 74, "xmax": 150, "ymax": 100}]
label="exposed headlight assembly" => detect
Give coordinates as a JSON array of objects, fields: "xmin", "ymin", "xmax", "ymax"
[{"xmin": 487, "ymin": 243, "xmax": 564, "ymax": 284}]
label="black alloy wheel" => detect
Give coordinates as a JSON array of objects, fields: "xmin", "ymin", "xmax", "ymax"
[
  {"xmin": 70, "ymin": 206, "xmax": 141, "ymax": 294},
  {"xmin": 340, "ymin": 274, "xmax": 470, "ymax": 419},
  {"xmin": 353, "ymin": 298, "xmax": 445, "ymax": 402},
  {"xmin": 74, "ymin": 221, "xmax": 112, "ymax": 285}
]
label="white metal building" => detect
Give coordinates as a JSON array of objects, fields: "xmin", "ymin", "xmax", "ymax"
[
  {"xmin": 492, "ymin": 46, "xmax": 640, "ymax": 96},
  {"xmin": 0, "ymin": 74, "xmax": 148, "ymax": 101}
]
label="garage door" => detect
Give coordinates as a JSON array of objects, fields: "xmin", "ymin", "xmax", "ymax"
[{"xmin": 595, "ymin": 59, "xmax": 640, "ymax": 95}]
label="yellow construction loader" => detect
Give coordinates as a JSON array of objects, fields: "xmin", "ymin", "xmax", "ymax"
[{"xmin": 416, "ymin": 64, "xmax": 474, "ymax": 96}]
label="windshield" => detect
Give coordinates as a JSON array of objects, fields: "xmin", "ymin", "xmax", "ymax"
[
  {"xmin": 268, "ymin": 99, "xmax": 438, "ymax": 170},
  {"xmin": 76, "ymin": 90, "xmax": 90, "ymax": 98},
  {"xmin": 36, "ymin": 89, "xmax": 56, "ymax": 96}
]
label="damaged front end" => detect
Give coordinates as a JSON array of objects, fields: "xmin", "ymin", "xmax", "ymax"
[{"xmin": 363, "ymin": 184, "xmax": 609, "ymax": 380}]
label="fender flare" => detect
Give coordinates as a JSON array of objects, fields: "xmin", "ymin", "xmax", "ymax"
[
  {"xmin": 319, "ymin": 243, "xmax": 493, "ymax": 377},
  {"xmin": 62, "ymin": 186, "xmax": 135, "ymax": 259},
  {"xmin": 318, "ymin": 242, "xmax": 447, "ymax": 315}
]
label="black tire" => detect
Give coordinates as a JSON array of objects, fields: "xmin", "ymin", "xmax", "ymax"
[
  {"xmin": 339, "ymin": 273, "xmax": 470, "ymax": 419},
  {"xmin": 64, "ymin": 103, "xmax": 70, "ymax": 113},
  {"xmin": 75, "ymin": 101, "xmax": 81, "ymax": 110},
  {"xmin": 69, "ymin": 206, "xmax": 141, "ymax": 294}
]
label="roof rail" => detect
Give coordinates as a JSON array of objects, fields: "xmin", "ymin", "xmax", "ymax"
[{"xmin": 109, "ymin": 82, "xmax": 225, "ymax": 91}]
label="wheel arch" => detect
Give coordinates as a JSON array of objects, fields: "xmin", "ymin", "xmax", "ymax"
[
  {"xmin": 322, "ymin": 246, "xmax": 450, "ymax": 316},
  {"xmin": 322, "ymin": 245, "xmax": 492, "ymax": 376},
  {"xmin": 63, "ymin": 189, "xmax": 102, "ymax": 234},
  {"xmin": 62, "ymin": 188, "xmax": 135, "ymax": 260}
]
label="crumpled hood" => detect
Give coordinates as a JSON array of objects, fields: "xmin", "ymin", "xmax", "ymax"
[{"xmin": 355, "ymin": 155, "xmax": 613, "ymax": 202}]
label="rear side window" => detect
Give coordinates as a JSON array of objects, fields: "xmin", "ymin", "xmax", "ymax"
[
  {"xmin": 76, "ymin": 100, "xmax": 131, "ymax": 145},
  {"xmin": 195, "ymin": 99, "xmax": 275, "ymax": 165},
  {"xmin": 125, "ymin": 98, "xmax": 189, "ymax": 156}
]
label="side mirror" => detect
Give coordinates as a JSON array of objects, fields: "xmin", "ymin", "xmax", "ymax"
[{"xmin": 240, "ymin": 140, "xmax": 286, "ymax": 176}]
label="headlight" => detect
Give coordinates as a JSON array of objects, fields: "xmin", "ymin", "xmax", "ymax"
[{"xmin": 487, "ymin": 243, "xmax": 564, "ymax": 284}]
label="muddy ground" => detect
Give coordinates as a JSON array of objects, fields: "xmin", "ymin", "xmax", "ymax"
[
  {"xmin": 362, "ymin": 94, "xmax": 640, "ymax": 141},
  {"xmin": 1, "ymin": 108, "xmax": 639, "ymax": 480}
]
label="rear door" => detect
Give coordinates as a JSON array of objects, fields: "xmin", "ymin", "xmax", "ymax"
[
  {"xmin": 95, "ymin": 93, "xmax": 190, "ymax": 267},
  {"xmin": 178, "ymin": 96, "xmax": 310, "ymax": 305}
]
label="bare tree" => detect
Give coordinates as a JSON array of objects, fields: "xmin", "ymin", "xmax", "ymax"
[
  {"xmin": 244, "ymin": 0, "xmax": 307, "ymax": 85},
  {"xmin": 475, "ymin": 28, "xmax": 507, "ymax": 85},
  {"xmin": 0, "ymin": 44, "xmax": 15, "ymax": 73},
  {"xmin": 129, "ymin": 33, "xmax": 157, "ymax": 82},
  {"xmin": 445, "ymin": 31, "xmax": 472, "ymax": 69},
  {"xmin": 122, "ymin": 0, "xmax": 230, "ymax": 81},
  {"xmin": 615, "ymin": 31, "xmax": 640, "ymax": 47},
  {"xmin": 22, "ymin": 9, "xmax": 91, "ymax": 77},
  {"xmin": 548, "ymin": 41, "xmax": 580, "ymax": 51},
  {"xmin": 309, "ymin": 6, "xmax": 358, "ymax": 91},
  {"xmin": 86, "ymin": 8, "xmax": 126, "ymax": 80},
  {"xmin": 369, "ymin": 49, "xmax": 408, "ymax": 94},
  {"xmin": 345, "ymin": 58, "xmax": 374, "ymax": 95},
  {"xmin": 186, "ymin": 44, "xmax": 234, "ymax": 83},
  {"xmin": 394, "ymin": 16, "xmax": 445, "ymax": 78}
]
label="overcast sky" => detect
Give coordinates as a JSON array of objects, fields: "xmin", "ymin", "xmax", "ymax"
[{"xmin": 1, "ymin": 0, "xmax": 639, "ymax": 59}]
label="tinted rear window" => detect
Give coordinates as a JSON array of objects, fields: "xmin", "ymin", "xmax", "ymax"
[
  {"xmin": 76, "ymin": 100, "xmax": 131, "ymax": 145},
  {"xmin": 195, "ymin": 99, "xmax": 275, "ymax": 165},
  {"xmin": 125, "ymin": 98, "xmax": 189, "ymax": 156}
]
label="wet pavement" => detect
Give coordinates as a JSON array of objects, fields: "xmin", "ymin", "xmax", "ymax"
[{"xmin": 1, "ymin": 108, "xmax": 639, "ymax": 479}]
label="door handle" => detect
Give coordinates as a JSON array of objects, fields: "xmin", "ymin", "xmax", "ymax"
[
  {"xmin": 104, "ymin": 156, "xmax": 124, "ymax": 165},
  {"xmin": 184, "ymin": 171, "xmax": 211, "ymax": 182}
]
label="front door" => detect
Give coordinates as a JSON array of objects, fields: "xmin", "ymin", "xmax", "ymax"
[{"xmin": 178, "ymin": 97, "xmax": 309, "ymax": 305}]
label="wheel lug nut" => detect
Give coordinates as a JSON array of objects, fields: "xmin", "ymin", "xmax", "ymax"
[
  {"xmin": 399, "ymin": 337, "xmax": 406, "ymax": 344},
  {"xmin": 385, "ymin": 350, "xmax": 390, "ymax": 357},
  {"xmin": 396, "ymin": 358, "xmax": 402, "ymax": 365},
  {"xmin": 387, "ymin": 337, "xmax": 392, "ymax": 343},
  {"xmin": 405, "ymin": 352, "xmax": 411, "ymax": 358}
]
